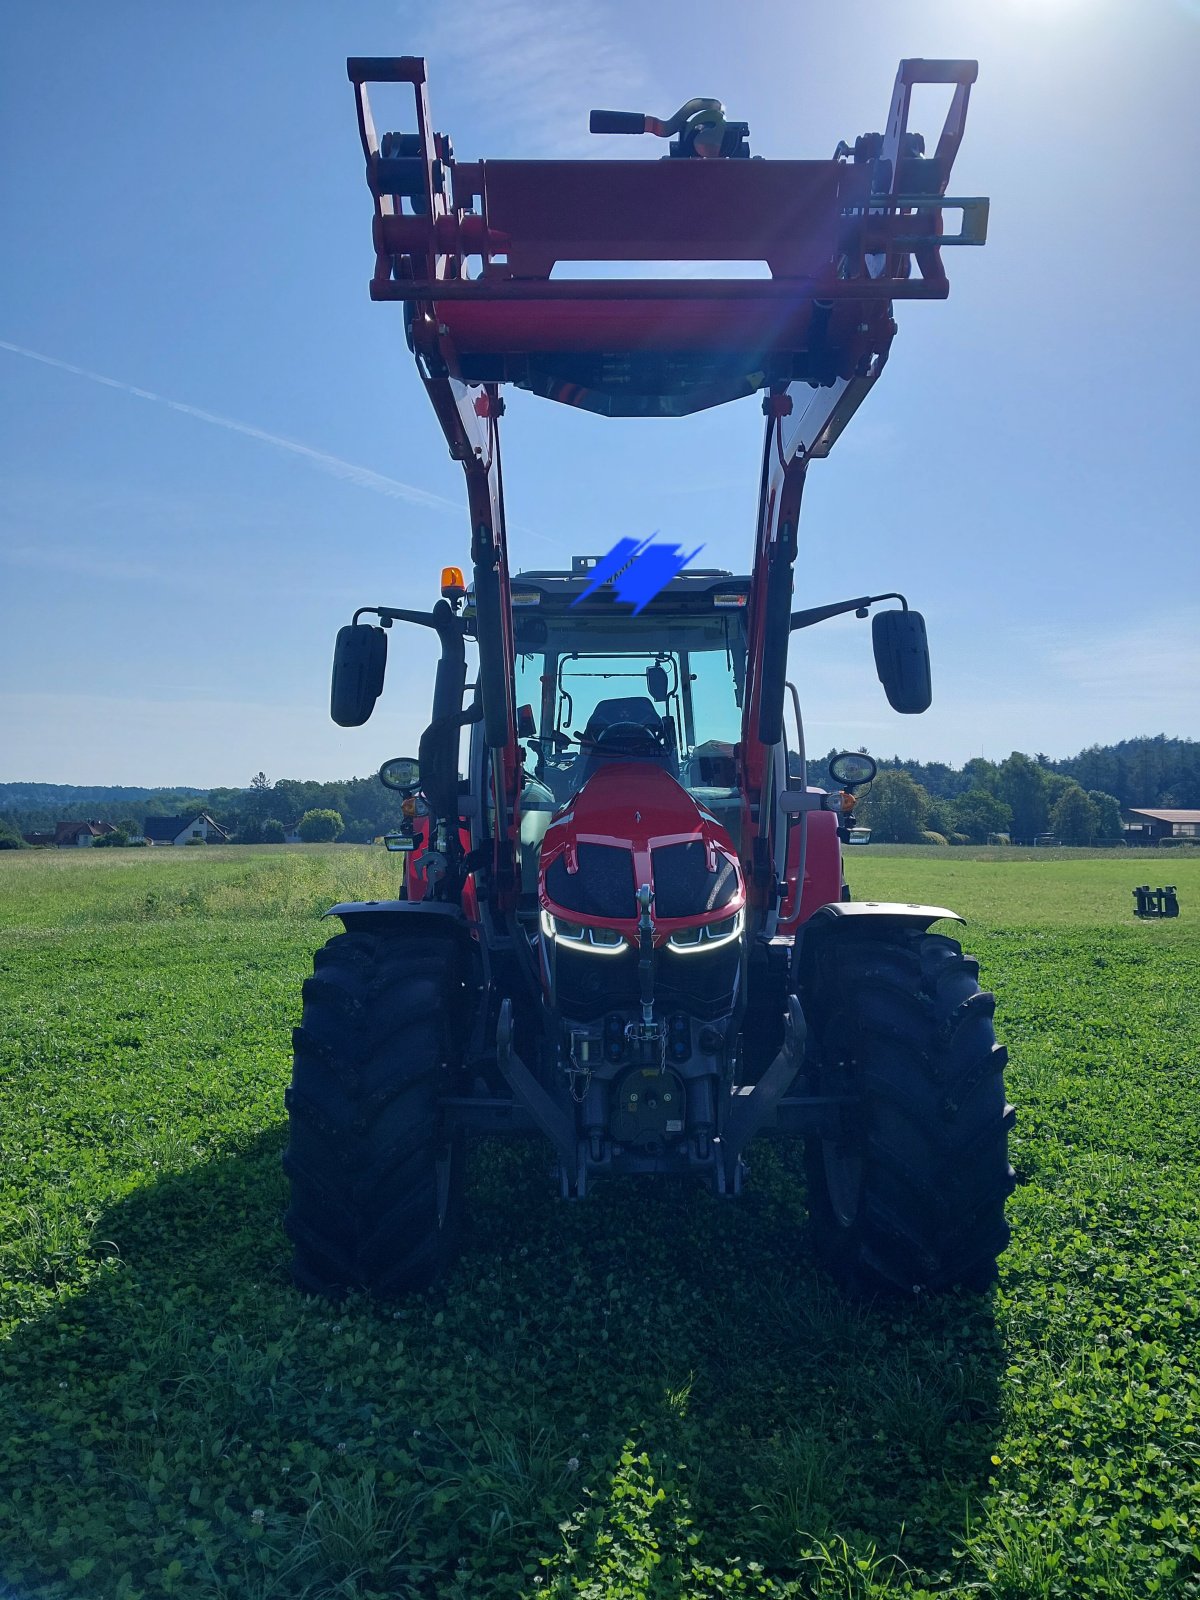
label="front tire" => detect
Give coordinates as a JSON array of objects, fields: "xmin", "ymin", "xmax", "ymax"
[
  {"xmin": 802, "ymin": 927, "xmax": 1015, "ymax": 1295},
  {"xmin": 283, "ymin": 930, "xmax": 466, "ymax": 1298}
]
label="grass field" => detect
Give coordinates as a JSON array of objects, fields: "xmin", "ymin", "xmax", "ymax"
[{"xmin": 1, "ymin": 845, "xmax": 1198, "ymax": 1598}]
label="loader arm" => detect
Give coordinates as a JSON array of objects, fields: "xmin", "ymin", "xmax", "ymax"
[
  {"xmin": 737, "ymin": 60, "xmax": 981, "ymax": 914},
  {"xmin": 349, "ymin": 58, "xmax": 520, "ymax": 907}
]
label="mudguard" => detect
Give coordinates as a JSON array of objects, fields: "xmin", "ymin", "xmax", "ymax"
[
  {"xmin": 791, "ymin": 900, "xmax": 965, "ymax": 989},
  {"xmin": 325, "ymin": 900, "xmax": 474, "ymax": 941},
  {"xmin": 805, "ymin": 900, "xmax": 963, "ymax": 930}
]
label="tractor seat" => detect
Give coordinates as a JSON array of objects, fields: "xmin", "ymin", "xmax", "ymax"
[{"xmin": 574, "ymin": 696, "xmax": 679, "ymax": 786}]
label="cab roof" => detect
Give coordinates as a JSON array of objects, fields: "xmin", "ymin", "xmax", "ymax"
[{"xmin": 504, "ymin": 566, "xmax": 749, "ymax": 615}]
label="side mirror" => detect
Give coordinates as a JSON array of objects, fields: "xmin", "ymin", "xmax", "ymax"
[
  {"xmin": 517, "ymin": 703, "xmax": 537, "ymax": 739},
  {"xmin": 331, "ymin": 624, "xmax": 387, "ymax": 727},
  {"xmin": 379, "ymin": 756, "xmax": 420, "ymax": 792},
  {"xmin": 828, "ymin": 751, "xmax": 877, "ymax": 786},
  {"xmin": 646, "ymin": 664, "xmax": 670, "ymax": 702},
  {"xmin": 871, "ymin": 609, "xmax": 931, "ymax": 714}
]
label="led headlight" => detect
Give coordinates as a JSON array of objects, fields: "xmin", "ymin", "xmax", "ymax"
[
  {"xmin": 540, "ymin": 909, "xmax": 627, "ymax": 954},
  {"xmin": 667, "ymin": 908, "xmax": 744, "ymax": 953}
]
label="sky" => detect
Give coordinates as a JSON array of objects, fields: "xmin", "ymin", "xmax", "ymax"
[{"xmin": 2, "ymin": 0, "xmax": 1198, "ymax": 788}]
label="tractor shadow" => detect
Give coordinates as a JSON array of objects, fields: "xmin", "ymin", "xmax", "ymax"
[
  {"xmin": 3, "ymin": 1130, "xmax": 1004, "ymax": 1594},
  {"xmin": 460, "ymin": 1136, "xmax": 1006, "ymax": 1580}
]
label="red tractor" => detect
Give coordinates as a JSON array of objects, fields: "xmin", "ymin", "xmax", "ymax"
[{"xmin": 283, "ymin": 58, "xmax": 1014, "ymax": 1299}]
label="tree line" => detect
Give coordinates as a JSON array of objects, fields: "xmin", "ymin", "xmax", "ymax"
[
  {"xmin": 0, "ymin": 773, "xmax": 411, "ymax": 847},
  {"xmin": 2, "ymin": 734, "xmax": 1195, "ymax": 850},
  {"xmin": 804, "ymin": 734, "xmax": 1197, "ymax": 811},
  {"xmin": 851, "ymin": 759, "xmax": 1125, "ymax": 846},
  {"xmin": 803, "ymin": 735, "xmax": 1200, "ymax": 846}
]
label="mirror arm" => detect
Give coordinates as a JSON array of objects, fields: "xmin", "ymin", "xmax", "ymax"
[
  {"xmin": 789, "ymin": 591, "xmax": 908, "ymax": 631},
  {"xmin": 353, "ymin": 604, "xmax": 465, "ymax": 638}
]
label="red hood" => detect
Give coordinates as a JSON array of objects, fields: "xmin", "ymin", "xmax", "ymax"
[{"xmin": 539, "ymin": 763, "xmax": 745, "ymax": 939}]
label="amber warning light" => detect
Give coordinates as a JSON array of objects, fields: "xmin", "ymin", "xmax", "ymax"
[{"xmin": 441, "ymin": 566, "xmax": 466, "ymax": 601}]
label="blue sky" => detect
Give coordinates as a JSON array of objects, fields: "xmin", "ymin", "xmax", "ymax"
[{"xmin": 2, "ymin": 0, "xmax": 1197, "ymax": 787}]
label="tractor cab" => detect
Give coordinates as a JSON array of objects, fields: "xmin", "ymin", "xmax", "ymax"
[
  {"xmin": 474, "ymin": 564, "xmax": 755, "ymax": 983},
  {"xmin": 495, "ymin": 564, "xmax": 750, "ymax": 870}
]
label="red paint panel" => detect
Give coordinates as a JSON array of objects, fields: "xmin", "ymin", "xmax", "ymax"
[
  {"xmin": 538, "ymin": 764, "xmax": 744, "ymax": 942},
  {"xmin": 777, "ymin": 807, "xmax": 842, "ymax": 932},
  {"xmin": 476, "ymin": 159, "xmax": 859, "ymax": 279}
]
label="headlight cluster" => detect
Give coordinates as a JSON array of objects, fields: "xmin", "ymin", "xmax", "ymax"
[
  {"xmin": 666, "ymin": 909, "xmax": 744, "ymax": 953},
  {"xmin": 540, "ymin": 909, "xmax": 626, "ymax": 954},
  {"xmin": 540, "ymin": 908, "xmax": 744, "ymax": 955}
]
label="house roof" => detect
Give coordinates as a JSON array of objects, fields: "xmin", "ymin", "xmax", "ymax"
[
  {"xmin": 143, "ymin": 815, "xmax": 188, "ymax": 840},
  {"xmin": 143, "ymin": 811, "xmax": 229, "ymax": 841},
  {"xmin": 53, "ymin": 819, "xmax": 113, "ymax": 843},
  {"xmin": 1125, "ymin": 808, "xmax": 1200, "ymax": 824}
]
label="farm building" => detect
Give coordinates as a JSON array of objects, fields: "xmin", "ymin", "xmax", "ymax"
[
  {"xmin": 1121, "ymin": 807, "xmax": 1200, "ymax": 844},
  {"xmin": 142, "ymin": 812, "xmax": 230, "ymax": 846},
  {"xmin": 22, "ymin": 819, "xmax": 120, "ymax": 848}
]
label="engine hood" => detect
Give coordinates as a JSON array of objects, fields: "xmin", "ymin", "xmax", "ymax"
[{"xmin": 538, "ymin": 763, "xmax": 745, "ymax": 941}]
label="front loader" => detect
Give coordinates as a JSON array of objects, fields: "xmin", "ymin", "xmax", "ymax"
[{"xmin": 283, "ymin": 57, "xmax": 1014, "ymax": 1299}]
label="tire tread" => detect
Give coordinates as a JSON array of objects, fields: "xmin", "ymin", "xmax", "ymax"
[{"xmin": 803, "ymin": 927, "xmax": 1013, "ymax": 1295}]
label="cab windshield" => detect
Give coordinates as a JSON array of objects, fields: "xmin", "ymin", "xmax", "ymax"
[{"xmin": 513, "ymin": 610, "xmax": 748, "ymax": 807}]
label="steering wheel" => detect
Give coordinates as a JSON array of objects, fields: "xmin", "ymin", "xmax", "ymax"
[{"xmin": 592, "ymin": 721, "xmax": 666, "ymax": 757}]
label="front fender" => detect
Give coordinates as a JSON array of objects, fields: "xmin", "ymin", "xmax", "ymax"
[
  {"xmin": 805, "ymin": 901, "xmax": 963, "ymax": 930},
  {"xmin": 791, "ymin": 899, "xmax": 964, "ymax": 987},
  {"xmin": 325, "ymin": 899, "xmax": 473, "ymax": 940}
]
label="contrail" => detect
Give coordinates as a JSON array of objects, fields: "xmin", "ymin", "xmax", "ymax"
[{"xmin": 0, "ymin": 338, "xmax": 561, "ymax": 545}]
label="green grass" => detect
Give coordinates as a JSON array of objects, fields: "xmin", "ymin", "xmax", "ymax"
[
  {"xmin": 1, "ymin": 846, "xmax": 1198, "ymax": 1598},
  {"xmin": 844, "ymin": 846, "xmax": 1197, "ymax": 928}
]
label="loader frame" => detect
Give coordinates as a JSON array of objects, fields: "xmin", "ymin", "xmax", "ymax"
[{"xmin": 344, "ymin": 55, "xmax": 987, "ymax": 924}]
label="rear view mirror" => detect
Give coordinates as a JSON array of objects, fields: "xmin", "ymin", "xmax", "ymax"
[
  {"xmin": 872, "ymin": 609, "xmax": 931, "ymax": 714},
  {"xmin": 330, "ymin": 624, "xmax": 387, "ymax": 727},
  {"xmin": 646, "ymin": 664, "xmax": 670, "ymax": 702}
]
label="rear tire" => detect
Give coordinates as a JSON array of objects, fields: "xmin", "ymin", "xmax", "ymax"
[
  {"xmin": 283, "ymin": 930, "xmax": 466, "ymax": 1298},
  {"xmin": 802, "ymin": 927, "xmax": 1015, "ymax": 1295}
]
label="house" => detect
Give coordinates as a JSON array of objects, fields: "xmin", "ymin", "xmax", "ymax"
[
  {"xmin": 49, "ymin": 819, "xmax": 117, "ymax": 848},
  {"xmin": 142, "ymin": 812, "xmax": 230, "ymax": 846},
  {"xmin": 1121, "ymin": 808, "xmax": 1200, "ymax": 845},
  {"xmin": 283, "ymin": 823, "xmax": 303, "ymax": 844}
]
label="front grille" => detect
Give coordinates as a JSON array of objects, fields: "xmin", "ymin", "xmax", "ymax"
[
  {"xmin": 545, "ymin": 844, "xmax": 636, "ymax": 919},
  {"xmin": 657, "ymin": 941, "xmax": 742, "ymax": 1018},
  {"xmin": 553, "ymin": 938, "xmax": 741, "ymax": 1022},
  {"xmin": 652, "ymin": 841, "xmax": 738, "ymax": 918},
  {"xmin": 555, "ymin": 943, "xmax": 640, "ymax": 1018}
]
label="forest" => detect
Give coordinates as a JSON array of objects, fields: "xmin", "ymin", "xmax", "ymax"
[
  {"xmin": 1, "ymin": 734, "xmax": 1196, "ymax": 848},
  {"xmin": 827, "ymin": 734, "xmax": 1200, "ymax": 845}
]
